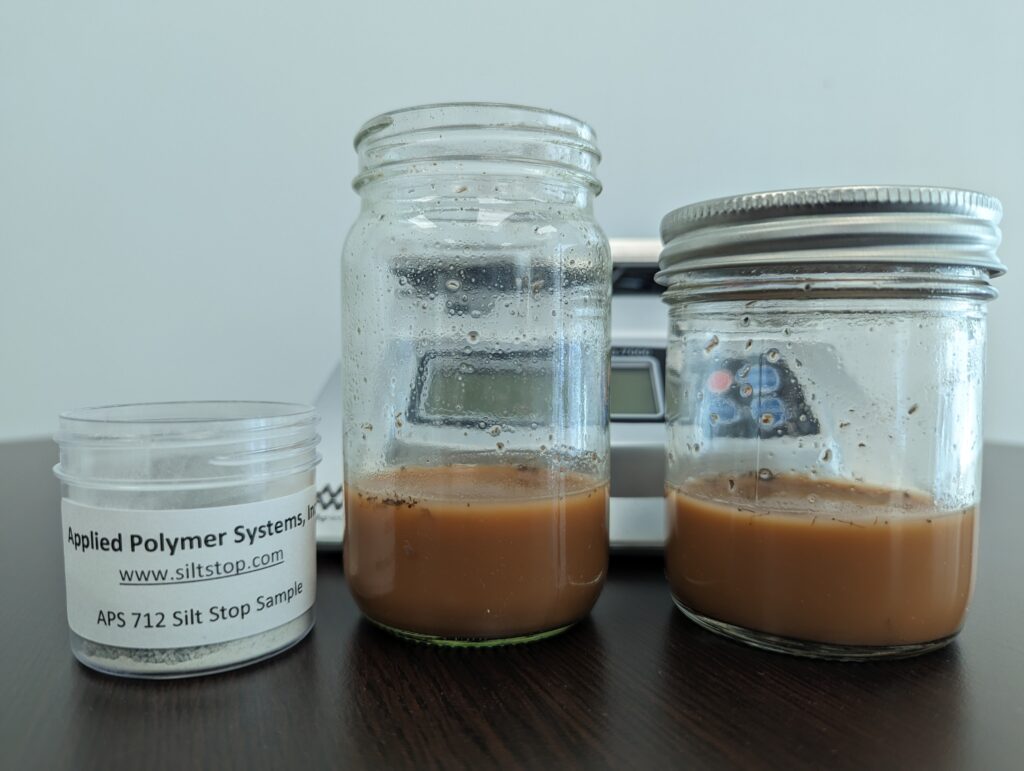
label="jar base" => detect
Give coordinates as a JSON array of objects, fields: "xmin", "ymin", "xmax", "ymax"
[
  {"xmin": 672, "ymin": 597, "xmax": 956, "ymax": 661},
  {"xmin": 70, "ymin": 609, "xmax": 315, "ymax": 679},
  {"xmin": 366, "ymin": 616, "xmax": 575, "ymax": 648}
]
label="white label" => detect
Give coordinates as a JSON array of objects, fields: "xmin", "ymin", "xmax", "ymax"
[{"xmin": 61, "ymin": 487, "xmax": 317, "ymax": 648}]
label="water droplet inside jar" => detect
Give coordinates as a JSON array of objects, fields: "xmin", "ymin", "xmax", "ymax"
[
  {"xmin": 766, "ymin": 349, "xmax": 780, "ymax": 362},
  {"xmin": 467, "ymin": 331, "xmax": 479, "ymax": 343},
  {"xmin": 446, "ymin": 279, "xmax": 461, "ymax": 291},
  {"xmin": 758, "ymin": 468, "xmax": 774, "ymax": 481}
]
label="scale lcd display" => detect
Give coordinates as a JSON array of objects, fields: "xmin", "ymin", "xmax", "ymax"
[
  {"xmin": 415, "ymin": 353, "xmax": 661, "ymax": 424},
  {"xmin": 420, "ymin": 361, "xmax": 557, "ymax": 425},
  {"xmin": 610, "ymin": 365, "xmax": 659, "ymax": 416}
]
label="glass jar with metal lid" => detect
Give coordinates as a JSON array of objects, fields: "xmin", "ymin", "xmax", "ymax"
[
  {"xmin": 341, "ymin": 103, "xmax": 611, "ymax": 646},
  {"xmin": 657, "ymin": 186, "xmax": 1004, "ymax": 660}
]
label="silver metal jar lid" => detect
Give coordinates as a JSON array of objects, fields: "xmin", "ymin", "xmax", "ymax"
[{"xmin": 657, "ymin": 185, "xmax": 1005, "ymax": 283}]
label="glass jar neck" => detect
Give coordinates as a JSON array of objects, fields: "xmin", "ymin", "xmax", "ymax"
[
  {"xmin": 663, "ymin": 264, "xmax": 999, "ymax": 305},
  {"xmin": 356, "ymin": 169, "xmax": 596, "ymax": 210},
  {"xmin": 352, "ymin": 102, "xmax": 601, "ymax": 206}
]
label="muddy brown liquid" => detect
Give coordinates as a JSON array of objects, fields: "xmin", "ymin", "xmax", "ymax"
[
  {"xmin": 666, "ymin": 474, "xmax": 977, "ymax": 647},
  {"xmin": 344, "ymin": 464, "xmax": 609, "ymax": 639}
]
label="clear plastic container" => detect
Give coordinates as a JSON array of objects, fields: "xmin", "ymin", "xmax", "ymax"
[
  {"xmin": 657, "ymin": 186, "xmax": 1004, "ymax": 660},
  {"xmin": 54, "ymin": 401, "xmax": 320, "ymax": 677},
  {"xmin": 340, "ymin": 102, "xmax": 611, "ymax": 645}
]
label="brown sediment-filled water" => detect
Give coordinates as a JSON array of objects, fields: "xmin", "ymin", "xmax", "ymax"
[
  {"xmin": 666, "ymin": 474, "xmax": 976, "ymax": 647},
  {"xmin": 344, "ymin": 464, "xmax": 609, "ymax": 640}
]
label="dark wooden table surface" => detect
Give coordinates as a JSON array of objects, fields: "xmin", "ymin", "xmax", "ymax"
[{"xmin": 2, "ymin": 438, "xmax": 1022, "ymax": 770}]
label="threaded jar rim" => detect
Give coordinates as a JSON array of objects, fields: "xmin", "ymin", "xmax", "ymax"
[
  {"xmin": 54, "ymin": 401, "xmax": 321, "ymax": 489},
  {"xmin": 352, "ymin": 101, "xmax": 602, "ymax": 193}
]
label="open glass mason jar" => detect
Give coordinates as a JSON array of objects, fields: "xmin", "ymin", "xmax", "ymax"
[
  {"xmin": 658, "ymin": 186, "xmax": 1004, "ymax": 660},
  {"xmin": 341, "ymin": 103, "xmax": 611, "ymax": 646}
]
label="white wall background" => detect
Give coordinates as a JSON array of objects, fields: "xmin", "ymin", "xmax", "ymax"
[{"xmin": 1, "ymin": 0, "xmax": 1021, "ymax": 442}]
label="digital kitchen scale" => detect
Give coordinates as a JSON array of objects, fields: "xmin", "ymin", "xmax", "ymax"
[{"xmin": 314, "ymin": 238, "xmax": 668, "ymax": 551}]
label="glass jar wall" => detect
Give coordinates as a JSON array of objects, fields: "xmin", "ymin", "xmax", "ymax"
[{"xmin": 340, "ymin": 103, "xmax": 611, "ymax": 645}]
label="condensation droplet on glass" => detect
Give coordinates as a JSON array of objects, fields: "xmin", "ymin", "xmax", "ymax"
[
  {"xmin": 766, "ymin": 349, "xmax": 780, "ymax": 363},
  {"xmin": 467, "ymin": 331, "xmax": 479, "ymax": 343},
  {"xmin": 758, "ymin": 468, "xmax": 774, "ymax": 481},
  {"xmin": 446, "ymin": 279, "xmax": 460, "ymax": 291}
]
